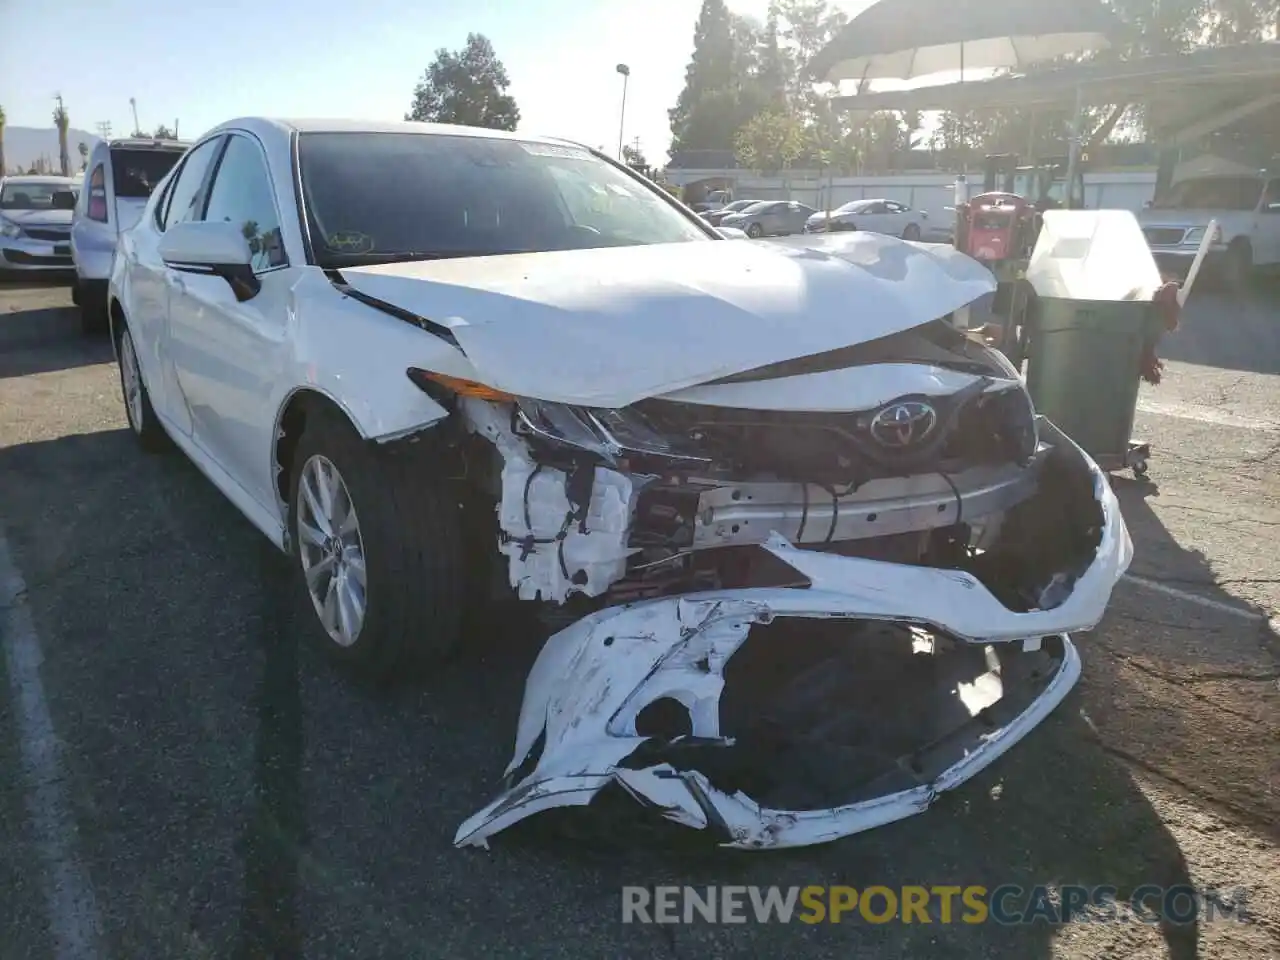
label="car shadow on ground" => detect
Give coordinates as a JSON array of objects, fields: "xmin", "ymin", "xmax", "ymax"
[
  {"xmin": 0, "ymin": 281, "xmax": 111, "ymax": 379},
  {"xmin": 0, "ymin": 428, "xmax": 1211, "ymax": 959},
  {"xmin": 1094, "ymin": 475, "xmax": 1280, "ymax": 847},
  {"xmin": 1163, "ymin": 282, "xmax": 1280, "ymax": 376}
]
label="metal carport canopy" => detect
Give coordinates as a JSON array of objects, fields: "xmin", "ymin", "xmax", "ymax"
[{"xmin": 830, "ymin": 42, "xmax": 1280, "ymax": 144}]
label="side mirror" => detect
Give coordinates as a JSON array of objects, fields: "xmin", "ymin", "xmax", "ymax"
[
  {"xmin": 51, "ymin": 190, "xmax": 78, "ymax": 211},
  {"xmin": 158, "ymin": 220, "xmax": 261, "ymax": 301}
]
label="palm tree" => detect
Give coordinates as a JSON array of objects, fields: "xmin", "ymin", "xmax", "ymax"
[
  {"xmin": 53, "ymin": 99, "xmax": 71, "ymax": 177},
  {"xmin": 0, "ymin": 104, "xmax": 7, "ymax": 176}
]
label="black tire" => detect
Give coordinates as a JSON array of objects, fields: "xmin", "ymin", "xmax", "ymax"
[
  {"xmin": 1220, "ymin": 240, "xmax": 1252, "ymax": 295},
  {"xmin": 117, "ymin": 324, "xmax": 170, "ymax": 453},
  {"xmin": 746, "ymin": 223, "xmax": 764, "ymax": 239},
  {"xmin": 287, "ymin": 408, "xmax": 465, "ymax": 679},
  {"xmin": 79, "ymin": 283, "xmax": 109, "ymax": 336},
  {"xmin": 902, "ymin": 223, "xmax": 921, "ymax": 241}
]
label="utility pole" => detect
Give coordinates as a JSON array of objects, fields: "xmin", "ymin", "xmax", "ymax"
[
  {"xmin": 129, "ymin": 97, "xmax": 140, "ymax": 136},
  {"xmin": 96, "ymin": 121, "xmax": 112, "ymax": 140},
  {"xmin": 615, "ymin": 64, "xmax": 630, "ymax": 161}
]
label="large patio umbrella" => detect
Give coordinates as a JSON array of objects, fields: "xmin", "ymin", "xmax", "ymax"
[
  {"xmin": 807, "ymin": 0, "xmax": 1125, "ymax": 84},
  {"xmin": 808, "ymin": 0, "xmax": 1127, "ymax": 194}
]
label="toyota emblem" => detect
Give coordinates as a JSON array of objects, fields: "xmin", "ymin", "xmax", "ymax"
[{"xmin": 869, "ymin": 400, "xmax": 938, "ymax": 449}]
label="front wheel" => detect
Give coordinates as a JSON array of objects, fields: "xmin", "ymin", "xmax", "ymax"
[
  {"xmin": 288, "ymin": 410, "xmax": 465, "ymax": 678},
  {"xmin": 902, "ymin": 223, "xmax": 922, "ymax": 241},
  {"xmin": 746, "ymin": 223, "xmax": 764, "ymax": 239}
]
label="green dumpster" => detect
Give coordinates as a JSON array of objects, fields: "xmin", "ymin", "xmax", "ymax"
[
  {"xmin": 1024, "ymin": 298, "xmax": 1163, "ymax": 475},
  {"xmin": 1018, "ymin": 208, "xmax": 1177, "ymax": 479}
]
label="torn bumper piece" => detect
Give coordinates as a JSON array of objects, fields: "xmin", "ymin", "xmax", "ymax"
[{"xmin": 455, "ymin": 427, "xmax": 1132, "ymax": 851}]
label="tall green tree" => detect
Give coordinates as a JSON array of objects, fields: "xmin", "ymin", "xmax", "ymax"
[
  {"xmin": 755, "ymin": 7, "xmax": 790, "ymax": 111},
  {"xmin": 669, "ymin": 0, "xmax": 742, "ymax": 153},
  {"xmin": 406, "ymin": 33, "xmax": 520, "ymax": 130},
  {"xmin": 153, "ymin": 124, "xmax": 177, "ymax": 140},
  {"xmin": 734, "ymin": 108, "xmax": 806, "ymax": 175}
]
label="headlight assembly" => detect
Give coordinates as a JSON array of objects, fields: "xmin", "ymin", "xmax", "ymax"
[
  {"xmin": 514, "ymin": 398, "xmax": 709, "ymax": 465},
  {"xmin": 0, "ymin": 219, "xmax": 22, "ymax": 239}
]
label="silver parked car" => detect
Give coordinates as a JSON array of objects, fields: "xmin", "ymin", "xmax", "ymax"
[
  {"xmin": 0, "ymin": 175, "xmax": 79, "ymax": 277},
  {"xmin": 701, "ymin": 199, "xmax": 756, "ymax": 226},
  {"xmin": 720, "ymin": 200, "xmax": 817, "ymax": 238},
  {"xmin": 71, "ymin": 137, "xmax": 190, "ymax": 334},
  {"xmin": 805, "ymin": 198, "xmax": 929, "ymax": 240}
]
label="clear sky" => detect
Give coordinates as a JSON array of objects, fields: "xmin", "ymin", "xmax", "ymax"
[{"xmin": 1, "ymin": 0, "xmax": 969, "ymax": 162}]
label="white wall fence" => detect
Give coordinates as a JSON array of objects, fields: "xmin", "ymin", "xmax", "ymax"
[{"xmin": 673, "ymin": 169, "xmax": 1160, "ymax": 220}]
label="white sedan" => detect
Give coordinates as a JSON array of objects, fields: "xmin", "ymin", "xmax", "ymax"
[
  {"xmin": 109, "ymin": 117, "xmax": 1131, "ymax": 850},
  {"xmin": 804, "ymin": 198, "xmax": 930, "ymax": 239}
]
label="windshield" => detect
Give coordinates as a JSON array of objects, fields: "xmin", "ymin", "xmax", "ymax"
[
  {"xmin": 0, "ymin": 182, "xmax": 77, "ymax": 210},
  {"xmin": 732, "ymin": 202, "xmax": 771, "ymax": 216},
  {"xmin": 298, "ymin": 131, "xmax": 710, "ymax": 266},
  {"xmin": 835, "ymin": 201, "xmax": 871, "ymax": 214},
  {"xmin": 1154, "ymin": 176, "xmax": 1263, "ymax": 211},
  {"xmin": 724, "ymin": 200, "xmax": 753, "ymax": 212},
  {"xmin": 110, "ymin": 147, "xmax": 186, "ymax": 199}
]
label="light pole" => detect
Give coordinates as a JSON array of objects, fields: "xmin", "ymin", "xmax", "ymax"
[{"xmin": 615, "ymin": 64, "xmax": 630, "ymax": 161}]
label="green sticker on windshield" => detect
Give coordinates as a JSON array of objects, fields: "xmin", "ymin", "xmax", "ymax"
[{"xmin": 327, "ymin": 231, "xmax": 374, "ymax": 254}]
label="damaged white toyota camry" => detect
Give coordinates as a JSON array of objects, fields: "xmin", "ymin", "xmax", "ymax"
[{"xmin": 108, "ymin": 118, "xmax": 1131, "ymax": 851}]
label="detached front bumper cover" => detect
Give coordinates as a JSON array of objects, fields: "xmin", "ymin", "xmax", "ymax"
[{"xmin": 455, "ymin": 422, "xmax": 1132, "ymax": 851}]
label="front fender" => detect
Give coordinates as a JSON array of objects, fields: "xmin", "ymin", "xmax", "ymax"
[{"xmin": 282, "ymin": 271, "xmax": 482, "ymax": 441}]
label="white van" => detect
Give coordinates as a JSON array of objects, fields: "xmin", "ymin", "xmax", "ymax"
[{"xmin": 71, "ymin": 137, "xmax": 189, "ymax": 333}]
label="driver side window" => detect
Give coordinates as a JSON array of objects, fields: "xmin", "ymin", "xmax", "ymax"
[{"xmin": 201, "ymin": 133, "xmax": 287, "ymax": 272}]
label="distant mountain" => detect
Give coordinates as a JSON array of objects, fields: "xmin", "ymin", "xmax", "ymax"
[{"xmin": 2, "ymin": 126, "xmax": 101, "ymax": 175}]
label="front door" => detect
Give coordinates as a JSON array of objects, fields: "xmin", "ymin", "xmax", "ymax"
[{"xmin": 167, "ymin": 132, "xmax": 294, "ymax": 509}]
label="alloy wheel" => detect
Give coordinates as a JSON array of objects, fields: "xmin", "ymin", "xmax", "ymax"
[
  {"xmin": 297, "ymin": 454, "xmax": 368, "ymax": 647},
  {"xmin": 120, "ymin": 331, "xmax": 144, "ymax": 433}
]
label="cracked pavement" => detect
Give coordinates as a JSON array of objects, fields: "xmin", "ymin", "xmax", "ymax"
[{"xmin": 1, "ymin": 278, "xmax": 1277, "ymax": 959}]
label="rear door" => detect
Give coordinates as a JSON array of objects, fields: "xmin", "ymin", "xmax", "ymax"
[
  {"xmin": 129, "ymin": 135, "xmax": 226, "ymax": 438},
  {"xmin": 109, "ymin": 145, "xmax": 187, "ymax": 232}
]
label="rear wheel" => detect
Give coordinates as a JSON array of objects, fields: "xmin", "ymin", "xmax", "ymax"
[
  {"xmin": 78, "ymin": 281, "xmax": 109, "ymax": 336},
  {"xmin": 118, "ymin": 325, "xmax": 169, "ymax": 452},
  {"xmin": 288, "ymin": 409, "xmax": 465, "ymax": 678}
]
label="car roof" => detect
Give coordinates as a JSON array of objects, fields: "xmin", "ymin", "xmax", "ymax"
[
  {"xmin": 205, "ymin": 116, "xmax": 588, "ymax": 150},
  {"xmin": 1, "ymin": 175, "xmax": 77, "ymax": 186},
  {"xmin": 104, "ymin": 138, "xmax": 192, "ymax": 150}
]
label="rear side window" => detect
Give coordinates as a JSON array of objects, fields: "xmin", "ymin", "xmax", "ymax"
[{"xmin": 110, "ymin": 148, "xmax": 185, "ymax": 199}]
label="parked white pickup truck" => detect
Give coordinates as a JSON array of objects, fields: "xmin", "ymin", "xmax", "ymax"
[{"xmin": 1137, "ymin": 173, "xmax": 1280, "ymax": 289}]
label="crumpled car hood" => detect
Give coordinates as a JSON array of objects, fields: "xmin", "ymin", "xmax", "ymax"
[{"xmin": 340, "ymin": 233, "xmax": 996, "ymax": 408}]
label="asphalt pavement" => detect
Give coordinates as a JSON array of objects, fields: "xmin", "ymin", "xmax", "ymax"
[{"xmin": 1, "ymin": 277, "xmax": 1278, "ymax": 960}]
